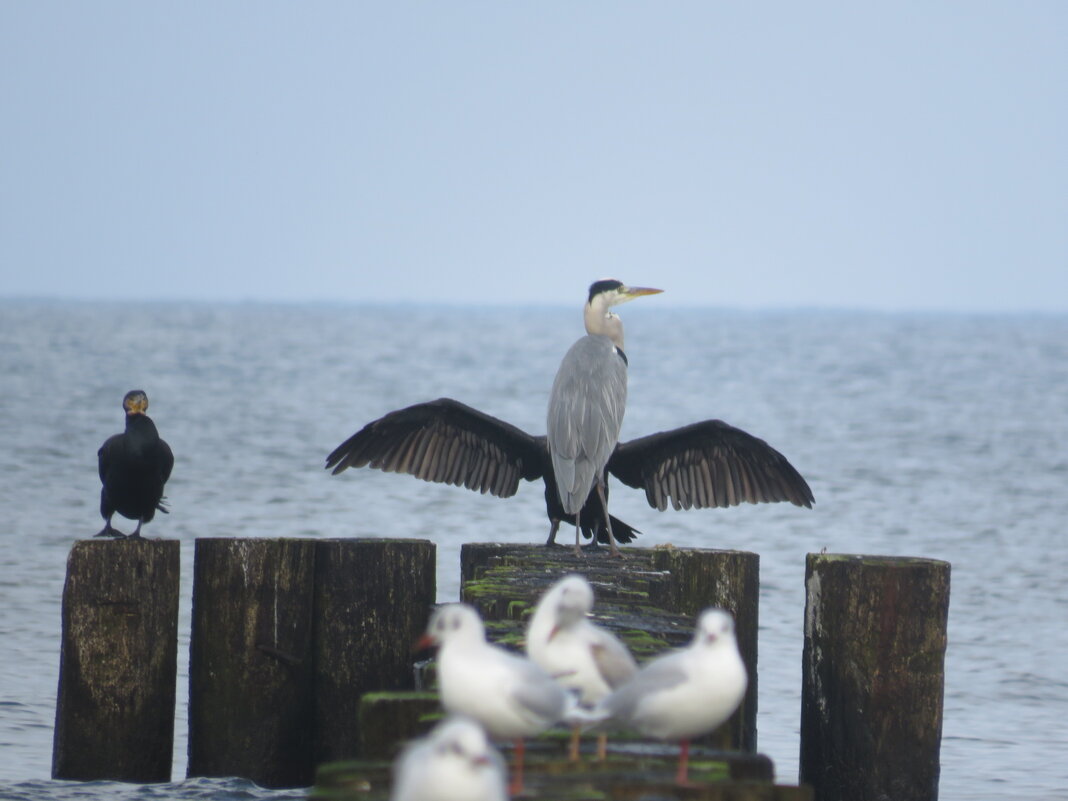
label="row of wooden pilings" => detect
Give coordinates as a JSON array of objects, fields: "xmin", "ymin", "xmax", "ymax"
[{"xmin": 52, "ymin": 537, "xmax": 950, "ymax": 801}]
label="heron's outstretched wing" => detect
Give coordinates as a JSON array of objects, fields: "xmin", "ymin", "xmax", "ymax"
[
  {"xmin": 326, "ymin": 397, "xmax": 546, "ymax": 498},
  {"xmin": 608, "ymin": 419, "xmax": 814, "ymax": 511}
]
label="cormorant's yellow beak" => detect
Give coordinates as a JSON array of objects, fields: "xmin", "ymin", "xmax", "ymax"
[{"xmin": 123, "ymin": 391, "xmax": 149, "ymax": 416}]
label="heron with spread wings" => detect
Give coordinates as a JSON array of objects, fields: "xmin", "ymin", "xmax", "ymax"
[{"xmin": 326, "ymin": 280, "xmax": 813, "ymax": 552}]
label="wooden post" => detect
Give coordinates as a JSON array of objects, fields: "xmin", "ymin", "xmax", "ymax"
[
  {"xmin": 52, "ymin": 539, "xmax": 179, "ymax": 783},
  {"xmin": 649, "ymin": 547, "xmax": 760, "ymax": 753},
  {"xmin": 313, "ymin": 539, "xmax": 436, "ymax": 764},
  {"xmin": 187, "ymin": 538, "xmax": 317, "ymax": 788},
  {"xmin": 800, "ymin": 554, "xmax": 950, "ymax": 801},
  {"xmin": 187, "ymin": 537, "xmax": 436, "ymax": 786}
]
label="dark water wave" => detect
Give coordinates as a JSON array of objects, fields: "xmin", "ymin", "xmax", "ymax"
[{"xmin": 0, "ymin": 778, "xmax": 306, "ymax": 801}]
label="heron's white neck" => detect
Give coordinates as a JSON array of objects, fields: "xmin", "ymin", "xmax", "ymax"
[{"xmin": 584, "ymin": 298, "xmax": 625, "ymax": 351}]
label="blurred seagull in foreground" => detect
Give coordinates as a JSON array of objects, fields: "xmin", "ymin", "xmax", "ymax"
[
  {"xmin": 526, "ymin": 574, "xmax": 637, "ymax": 760},
  {"xmin": 596, "ymin": 607, "xmax": 747, "ymax": 785},
  {"xmin": 417, "ymin": 603, "xmax": 568, "ymax": 795},
  {"xmin": 389, "ymin": 716, "xmax": 508, "ymax": 801}
]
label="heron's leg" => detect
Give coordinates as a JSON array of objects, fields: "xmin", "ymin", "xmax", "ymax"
[
  {"xmin": 595, "ymin": 481, "xmax": 623, "ymax": 558},
  {"xmin": 545, "ymin": 519, "xmax": 561, "ymax": 546},
  {"xmin": 572, "ymin": 514, "xmax": 583, "ymax": 557},
  {"xmin": 596, "ymin": 731, "xmax": 608, "ymax": 761}
]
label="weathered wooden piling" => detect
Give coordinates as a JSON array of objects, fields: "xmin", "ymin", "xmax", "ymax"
[
  {"xmin": 186, "ymin": 537, "xmax": 435, "ymax": 788},
  {"xmin": 52, "ymin": 539, "xmax": 180, "ymax": 783},
  {"xmin": 313, "ymin": 539, "xmax": 437, "ymax": 765},
  {"xmin": 460, "ymin": 543, "xmax": 760, "ymax": 751},
  {"xmin": 649, "ymin": 546, "xmax": 761, "ymax": 752},
  {"xmin": 799, "ymin": 554, "xmax": 950, "ymax": 801},
  {"xmin": 187, "ymin": 538, "xmax": 318, "ymax": 788}
]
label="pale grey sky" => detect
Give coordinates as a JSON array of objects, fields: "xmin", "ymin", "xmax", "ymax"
[{"xmin": 2, "ymin": 2, "xmax": 1065, "ymax": 310}]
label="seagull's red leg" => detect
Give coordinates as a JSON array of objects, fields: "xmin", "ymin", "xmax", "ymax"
[
  {"xmin": 675, "ymin": 738, "xmax": 691, "ymax": 785},
  {"xmin": 509, "ymin": 738, "xmax": 526, "ymax": 795}
]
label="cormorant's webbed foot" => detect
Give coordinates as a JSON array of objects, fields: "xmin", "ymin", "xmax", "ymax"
[{"xmin": 94, "ymin": 524, "xmax": 126, "ymax": 539}]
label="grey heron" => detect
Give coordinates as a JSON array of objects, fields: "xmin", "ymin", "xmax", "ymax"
[
  {"xmin": 325, "ymin": 281, "xmax": 814, "ymax": 548},
  {"xmin": 547, "ymin": 279, "xmax": 662, "ymax": 556},
  {"xmin": 96, "ymin": 389, "xmax": 174, "ymax": 539}
]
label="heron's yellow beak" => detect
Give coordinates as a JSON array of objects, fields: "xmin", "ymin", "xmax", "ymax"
[{"xmin": 621, "ymin": 286, "xmax": 663, "ymax": 300}]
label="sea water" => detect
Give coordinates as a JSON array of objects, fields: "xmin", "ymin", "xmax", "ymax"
[{"xmin": 1, "ymin": 301, "xmax": 1066, "ymax": 800}]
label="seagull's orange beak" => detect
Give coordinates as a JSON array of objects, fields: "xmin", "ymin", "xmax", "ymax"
[{"xmin": 413, "ymin": 633, "xmax": 436, "ymax": 653}]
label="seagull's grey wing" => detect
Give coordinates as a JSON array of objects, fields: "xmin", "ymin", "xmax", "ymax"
[
  {"xmin": 589, "ymin": 627, "xmax": 639, "ymax": 689},
  {"xmin": 608, "ymin": 419, "xmax": 814, "ymax": 511},
  {"xmin": 326, "ymin": 397, "xmax": 545, "ymax": 497},
  {"xmin": 601, "ymin": 653, "xmax": 689, "ymax": 722},
  {"xmin": 510, "ymin": 658, "xmax": 567, "ymax": 725}
]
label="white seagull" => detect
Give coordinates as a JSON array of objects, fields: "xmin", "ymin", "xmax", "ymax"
[
  {"xmin": 389, "ymin": 716, "xmax": 508, "ymax": 801},
  {"xmin": 525, "ymin": 574, "xmax": 638, "ymax": 760},
  {"xmin": 597, "ymin": 607, "xmax": 747, "ymax": 785},
  {"xmin": 418, "ymin": 603, "xmax": 568, "ymax": 795}
]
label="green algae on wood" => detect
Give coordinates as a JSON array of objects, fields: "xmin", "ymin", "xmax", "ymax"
[{"xmin": 309, "ymin": 743, "xmax": 809, "ymax": 801}]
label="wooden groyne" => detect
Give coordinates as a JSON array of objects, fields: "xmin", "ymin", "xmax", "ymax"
[
  {"xmin": 52, "ymin": 537, "xmax": 434, "ymax": 788},
  {"xmin": 52, "ymin": 538, "xmax": 949, "ymax": 800}
]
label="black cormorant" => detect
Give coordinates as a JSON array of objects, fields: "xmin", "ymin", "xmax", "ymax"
[{"xmin": 96, "ymin": 389, "xmax": 174, "ymax": 539}]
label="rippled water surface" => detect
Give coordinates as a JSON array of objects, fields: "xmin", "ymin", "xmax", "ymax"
[{"xmin": 2, "ymin": 301, "xmax": 1067, "ymax": 800}]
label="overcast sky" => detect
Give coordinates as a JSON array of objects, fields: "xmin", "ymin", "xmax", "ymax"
[{"xmin": 2, "ymin": 3, "xmax": 1065, "ymax": 311}]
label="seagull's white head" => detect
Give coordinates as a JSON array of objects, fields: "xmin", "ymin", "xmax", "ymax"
[
  {"xmin": 431, "ymin": 716, "xmax": 497, "ymax": 770},
  {"xmin": 693, "ymin": 608, "xmax": 738, "ymax": 650},
  {"xmin": 420, "ymin": 603, "xmax": 487, "ymax": 649},
  {"xmin": 546, "ymin": 574, "xmax": 595, "ymax": 638}
]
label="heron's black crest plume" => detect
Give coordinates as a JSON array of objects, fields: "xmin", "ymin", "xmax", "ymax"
[{"xmin": 588, "ymin": 279, "xmax": 624, "ymax": 302}]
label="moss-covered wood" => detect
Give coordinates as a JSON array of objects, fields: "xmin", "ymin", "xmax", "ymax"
[
  {"xmin": 313, "ymin": 538, "xmax": 436, "ymax": 764},
  {"xmin": 310, "ymin": 742, "xmax": 811, "ymax": 801},
  {"xmin": 52, "ymin": 539, "xmax": 180, "ymax": 783},
  {"xmin": 187, "ymin": 538, "xmax": 318, "ymax": 788},
  {"xmin": 357, "ymin": 691, "xmax": 440, "ymax": 760},
  {"xmin": 800, "ymin": 553, "xmax": 950, "ymax": 801},
  {"xmin": 460, "ymin": 543, "xmax": 759, "ymax": 751}
]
